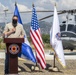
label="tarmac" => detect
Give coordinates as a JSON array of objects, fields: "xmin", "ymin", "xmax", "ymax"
[{"xmin": 0, "ymin": 58, "xmax": 76, "ymax": 75}]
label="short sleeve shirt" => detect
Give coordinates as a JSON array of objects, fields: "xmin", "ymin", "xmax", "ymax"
[{"xmin": 3, "ymin": 23, "xmax": 25, "ymax": 38}]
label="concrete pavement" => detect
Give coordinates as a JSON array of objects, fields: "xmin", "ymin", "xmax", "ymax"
[{"xmin": 0, "ymin": 50, "xmax": 76, "ymax": 60}]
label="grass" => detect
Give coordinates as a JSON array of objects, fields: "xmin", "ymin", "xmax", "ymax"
[
  {"xmin": 0, "ymin": 38, "xmax": 6, "ymax": 50},
  {"xmin": 0, "ymin": 38, "xmax": 52, "ymax": 50},
  {"xmin": 0, "ymin": 42, "xmax": 52, "ymax": 51}
]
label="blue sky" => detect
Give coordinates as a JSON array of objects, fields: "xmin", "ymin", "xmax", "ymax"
[{"xmin": 0, "ymin": 0, "xmax": 76, "ymax": 24}]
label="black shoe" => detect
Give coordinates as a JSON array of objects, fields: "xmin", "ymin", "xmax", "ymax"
[{"xmin": 5, "ymin": 70, "xmax": 9, "ymax": 74}]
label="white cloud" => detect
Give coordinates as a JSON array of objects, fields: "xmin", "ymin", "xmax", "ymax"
[
  {"xmin": 50, "ymin": 0, "xmax": 56, "ymax": 5},
  {"xmin": 17, "ymin": 4, "xmax": 31, "ymax": 12},
  {"xmin": 36, "ymin": 7, "xmax": 45, "ymax": 10},
  {"xmin": 39, "ymin": 0, "xmax": 49, "ymax": 5},
  {"xmin": 35, "ymin": 0, "xmax": 76, "ymax": 10},
  {"xmin": 50, "ymin": 0, "xmax": 76, "ymax": 10},
  {"xmin": 35, "ymin": 0, "xmax": 47, "ymax": 5},
  {"xmin": 35, "ymin": 0, "xmax": 56, "ymax": 6},
  {"xmin": 62, "ymin": 0, "xmax": 76, "ymax": 9}
]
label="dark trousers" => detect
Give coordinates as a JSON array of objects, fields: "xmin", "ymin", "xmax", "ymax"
[{"xmin": 5, "ymin": 53, "xmax": 9, "ymax": 74}]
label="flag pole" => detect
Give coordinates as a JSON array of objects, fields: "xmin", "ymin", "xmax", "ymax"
[
  {"xmin": 32, "ymin": 3, "xmax": 34, "ymax": 7},
  {"xmin": 15, "ymin": 1, "xmax": 17, "ymax": 6},
  {"xmin": 52, "ymin": 3, "xmax": 59, "ymax": 72},
  {"xmin": 53, "ymin": 54, "xmax": 56, "ymax": 68},
  {"xmin": 32, "ymin": 3, "xmax": 37, "ymax": 66},
  {"xmin": 52, "ymin": 52, "xmax": 59, "ymax": 72},
  {"xmin": 50, "ymin": 2, "xmax": 66, "ymax": 71},
  {"xmin": 31, "ymin": 3, "xmax": 40, "ymax": 71}
]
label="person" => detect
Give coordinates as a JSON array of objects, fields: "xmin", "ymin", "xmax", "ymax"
[{"xmin": 3, "ymin": 15, "xmax": 25, "ymax": 74}]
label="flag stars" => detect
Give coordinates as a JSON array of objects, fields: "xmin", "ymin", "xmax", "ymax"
[{"xmin": 31, "ymin": 8, "xmax": 39, "ymax": 31}]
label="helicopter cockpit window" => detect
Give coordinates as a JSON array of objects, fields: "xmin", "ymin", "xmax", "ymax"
[
  {"xmin": 71, "ymin": 25, "xmax": 76, "ymax": 33},
  {"xmin": 67, "ymin": 24, "xmax": 74, "ymax": 31},
  {"xmin": 60, "ymin": 24, "xmax": 66, "ymax": 31}
]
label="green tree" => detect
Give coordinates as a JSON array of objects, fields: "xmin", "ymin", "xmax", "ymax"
[
  {"xmin": 42, "ymin": 34, "xmax": 50, "ymax": 43},
  {"xmin": 0, "ymin": 38, "xmax": 3, "ymax": 48}
]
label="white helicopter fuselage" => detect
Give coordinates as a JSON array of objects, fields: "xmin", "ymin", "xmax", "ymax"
[
  {"xmin": 60, "ymin": 14, "xmax": 76, "ymax": 50},
  {"xmin": 61, "ymin": 31, "xmax": 76, "ymax": 50}
]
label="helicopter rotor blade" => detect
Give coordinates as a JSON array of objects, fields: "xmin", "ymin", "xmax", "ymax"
[
  {"xmin": 39, "ymin": 15, "xmax": 53, "ymax": 21},
  {"xmin": 0, "ymin": 9, "xmax": 76, "ymax": 14},
  {"xmin": 39, "ymin": 12, "xmax": 65, "ymax": 21},
  {"xmin": 1, "ymin": 8, "xmax": 76, "ymax": 21},
  {"xmin": 0, "ymin": 10, "xmax": 54, "ymax": 15},
  {"xmin": 38, "ymin": 9, "xmax": 76, "ymax": 21}
]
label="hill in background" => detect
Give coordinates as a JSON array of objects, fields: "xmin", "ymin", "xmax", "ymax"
[
  {"xmin": 0, "ymin": 21, "xmax": 52, "ymax": 36},
  {"xmin": 23, "ymin": 21, "xmax": 52, "ymax": 36}
]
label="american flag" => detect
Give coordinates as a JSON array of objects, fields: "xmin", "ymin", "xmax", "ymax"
[{"xmin": 30, "ymin": 6, "xmax": 46, "ymax": 69}]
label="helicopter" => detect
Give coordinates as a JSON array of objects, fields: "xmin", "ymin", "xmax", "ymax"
[
  {"xmin": 60, "ymin": 14, "xmax": 76, "ymax": 51},
  {"xmin": 39, "ymin": 9, "xmax": 76, "ymax": 51}
]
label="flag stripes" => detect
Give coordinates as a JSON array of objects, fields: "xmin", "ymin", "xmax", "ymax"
[
  {"xmin": 30, "ymin": 28, "xmax": 46, "ymax": 69},
  {"xmin": 30, "ymin": 29, "xmax": 45, "ymax": 60},
  {"xmin": 30, "ymin": 29, "xmax": 44, "ymax": 55}
]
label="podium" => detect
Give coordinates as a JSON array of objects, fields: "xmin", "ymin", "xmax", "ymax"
[{"xmin": 4, "ymin": 38, "xmax": 24, "ymax": 74}]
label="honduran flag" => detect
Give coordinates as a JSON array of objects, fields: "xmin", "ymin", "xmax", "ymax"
[{"xmin": 14, "ymin": 3, "xmax": 36, "ymax": 63}]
